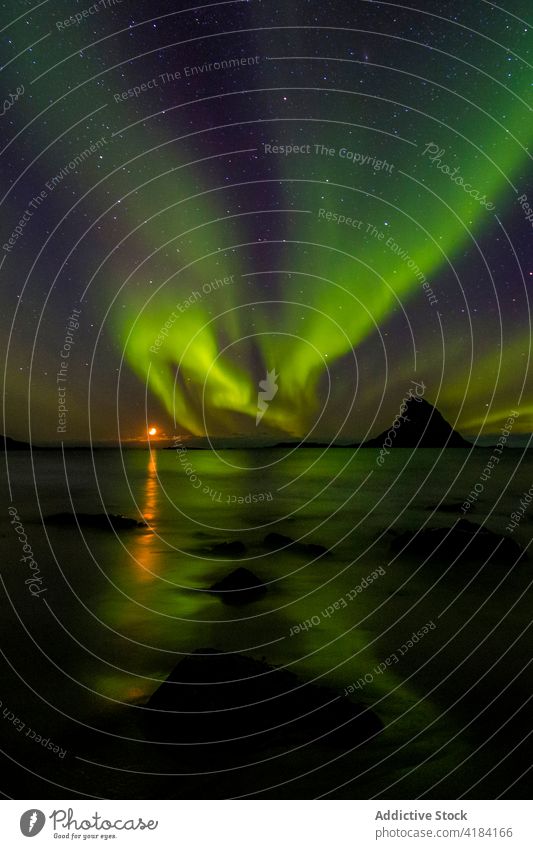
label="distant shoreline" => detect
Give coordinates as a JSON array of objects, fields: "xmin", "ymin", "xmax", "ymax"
[{"xmin": 3, "ymin": 442, "xmax": 532, "ymax": 451}]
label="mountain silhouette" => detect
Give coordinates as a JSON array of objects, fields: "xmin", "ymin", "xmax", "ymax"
[
  {"xmin": 1, "ymin": 434, "xmax": 31, "ymax": 450},
  {"xmin": 364, "ymin": 397, "xmax": 471, "ymax": 448}
]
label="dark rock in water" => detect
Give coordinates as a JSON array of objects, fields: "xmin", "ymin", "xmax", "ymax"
[
  {"xmin": 429, "ymin": 501, "xmax": 469, "ymax": 514},
  {"xmin": 209, "ymin": 540, "xmax": 247, "ymax": 556},
  {"xmin": 264, "ymin": 532, "xmax": 293, "ymax": 548},
  {"xmin": 391, "ymin": 519, "xmax": 524, "ymax": 563},
  {"xmin": 263, "ymin": 532, "xmax": 328, "ymax": 557},
  {"xmin": 305, "ymin": 542, "xmax": 330, "ymax": 556},
  {"xmin": 364, "ymin": 397, "xmax": 471, "ymax": 448},
  {"xmin": 209, "ymin": 567, "xmax": 267, "ymax": 605},
  {"xmin": 142, "ymin": 649, "xmax": 382, "ymax": 753},
  {"xmin": 45, "ymin": 512, "xmax": 147, "ymax": 530}
]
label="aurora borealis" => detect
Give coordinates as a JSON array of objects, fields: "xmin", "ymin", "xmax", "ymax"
[{"xmin": 1, "ymin": 0, "xmax": 532, "ymax": 441}]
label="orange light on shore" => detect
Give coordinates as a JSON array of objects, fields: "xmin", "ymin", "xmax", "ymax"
[{"xmin": 148, "ymin": 426, "xmax": 157, "ymax": 436}]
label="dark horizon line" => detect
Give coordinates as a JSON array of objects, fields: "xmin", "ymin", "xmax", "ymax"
[{"xmin": 3, "ymin": 437, "xmax": 532, "ymax": 450}]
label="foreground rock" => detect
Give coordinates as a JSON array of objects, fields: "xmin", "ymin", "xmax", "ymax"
[
  {"xmin": 263, "ymin": 532, "xmax": 328, "ymax": 557},
  {"xmin": 142, "ymin": 649, "xmax": 382, "ymax": 753},
  {"xmin": 391, "ymin": 519, "xmax": 524, "ymax": 563},
  {"xmin": 45, "ymin": 512, "xmax": 147, "ymax": 530},
  {"xmin": 208, "ymin": 568, "xmax": 267, "ymax": 605},
  {"xmin": 364, "ymin": 397, "xmax": 471, "ymax": 448}
]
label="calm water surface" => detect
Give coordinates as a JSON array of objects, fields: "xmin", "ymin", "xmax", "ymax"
[{"xmin": 1, "ymin": 448, "xmax": 531, "ymax": 798}]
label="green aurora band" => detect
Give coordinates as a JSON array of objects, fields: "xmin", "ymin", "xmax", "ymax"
[
  {"xmin": 115, "ymin": 45, "xmax": 532, "ymax": 436},
  {"xmin": 3, "ymin": 8, "xmax": 532, "ymax": 438}
]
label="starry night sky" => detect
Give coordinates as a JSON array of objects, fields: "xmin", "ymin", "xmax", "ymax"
[{"xmin": 1, "ymin": 0, "xmax": 532, "ymax": 444}]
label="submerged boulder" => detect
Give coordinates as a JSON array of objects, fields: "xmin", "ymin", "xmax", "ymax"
[
  {"xmin": 142, "ymin": 649, "xmax": 382, "ymax": 752},
  {"xmin": 263, "ymin": 532, "xmax": 328, "ymax": 557},
  {"xmin": 263, "ymin": 532, "xmax": 293, "ymax": 547},
  {"xmin": 208, "ymin": 567, "xmax": 267, "ymax": 605},
  {"xmin": 391, "ymin": 519, "xmax": 524, "ymax": 563}
]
